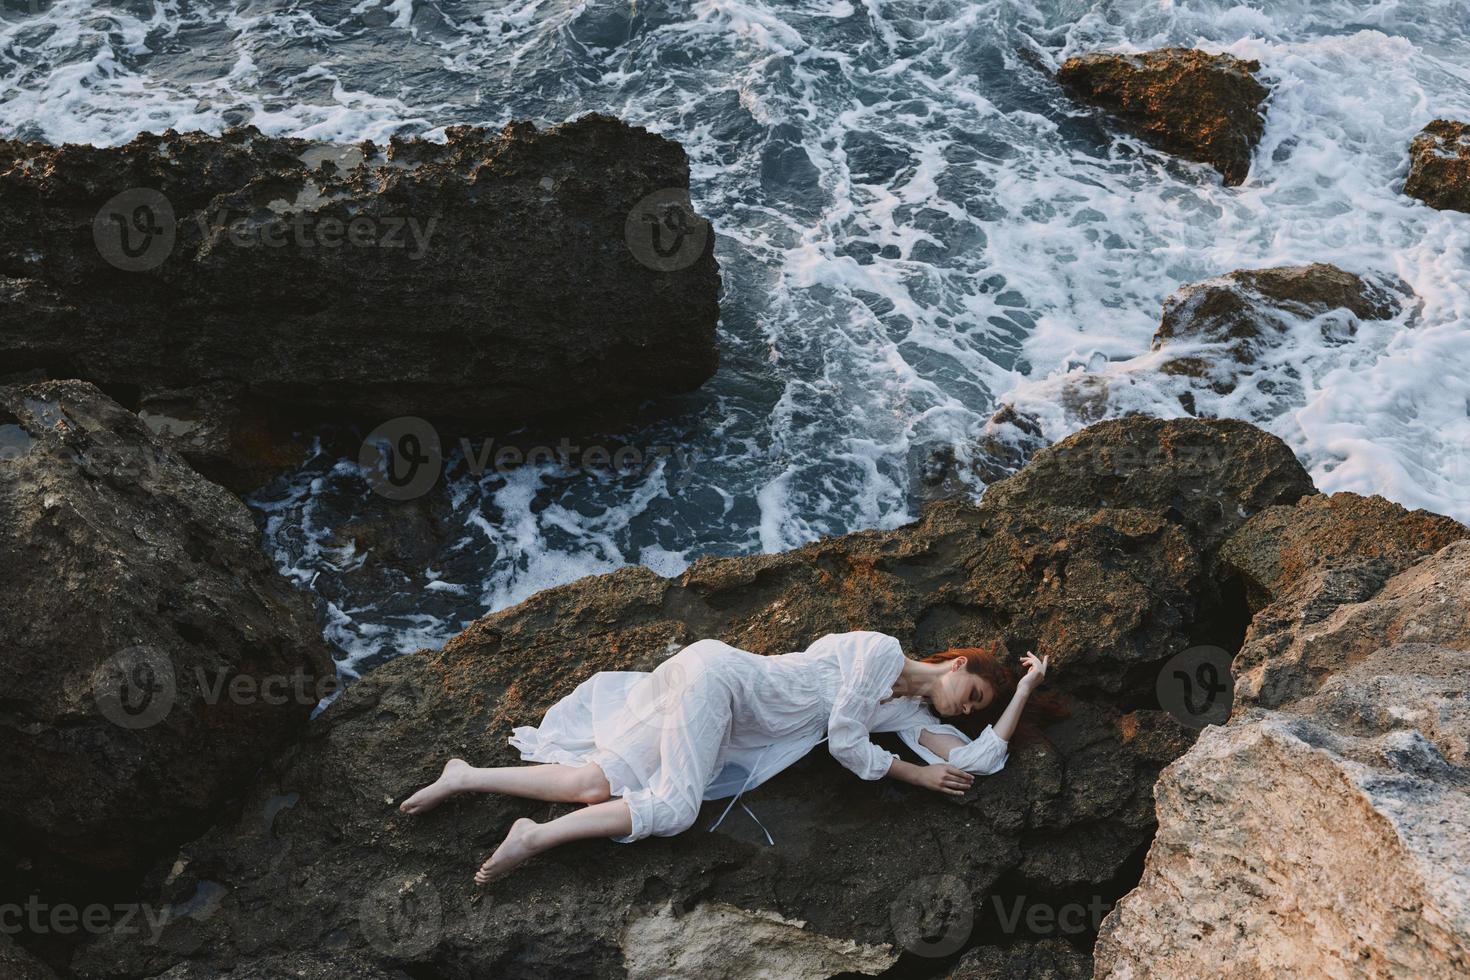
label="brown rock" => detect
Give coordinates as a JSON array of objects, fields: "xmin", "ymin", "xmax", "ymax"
[
  {"xmin": 0, "ymin": 381, "xmax": 337, "ymax": 898},
  {"xmin": 980, "ymin": 417, "xmax": 1313, "ymax": 555},
  {"xmin": 66, "ymin": 417, "xmax": 1309, "ymax": 979},
  {"xmin": 1152, "ymin": 263, "xmax": 1407, "ymax": 387},
  {"xmin": 1057, "ymin": 49, "xmax": 1269, "ymax": 185},
  {"xmin": 1222, "ymin": 490, "xmax": 1467, "ymax": 610},
  {"xmin": 1404, "ymin": 118, "xmax": 1470, "ymax": 212},
  {"xmin": 1221, "ymin": 493, "xmax": 1468, "ymax": 707}
]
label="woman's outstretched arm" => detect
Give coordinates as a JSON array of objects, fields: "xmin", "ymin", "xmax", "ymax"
[{"xmin": 991, "ymin": 651, "xmax": 1048, "ymax": 742}]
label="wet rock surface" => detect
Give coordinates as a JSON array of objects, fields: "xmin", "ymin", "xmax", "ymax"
[
  {"xmin": 0, "ymin": 381, "xmax": 336, "ymax": 906},
  {"xmin": 65, "ymin": 417, "xmax": 1318, "ymax": 979},
  {"xmin": 1056, "ymin": 48, "xmax": 1269, "ymax": 185},
  {"xmin": 1404, "ymin": 118, "xmax": 1470, "ymax": 212},
  {"xmin": 1151, "ymin": 263, "xmax": 1406, "ymax": 385},
  {"xmin": 0, "ymin": 115, "xmax": 720, "ymax": 490}
]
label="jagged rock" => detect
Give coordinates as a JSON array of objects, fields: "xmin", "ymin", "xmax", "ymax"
[
  {"xmin": 1056, "ymin": 49, "xmax": 1269, "ymax": 185},
  {"xmin": 1404, "ymin": 118, "xmax": 1470, "ymax": 212},
  {"xmin": 66, "ymin": 417, "xmax": 1313, "ymax": 979},
  {"xmin": 1151, "ymin": 263, "xmax": 1407, "ymax": 388},
  {"xmin": 1095, "ymin": 635, "xmax": 1470, "ymax": 978},
  {"xmin": 0, "ymin": 115, "xmax": 720, "ymax": 490},
  {"xmin": 980, "ymin": 417, "xmax": 1313, "ymax": 557},
  {"xmin": 0, "ymin": 381, "xmax": 336, "ymax": 900},
  {"xmin": 1097, "ymin": 497, "xmax": 1470, "ymax": 977},
  {"xmin": 948, "ymin": 939, "xmax": 1091, "ymax": 979},
  {"xmin": 1221, "ymin": 490, "xmax": 1467, "ymax": 611},
  {"xmin": 1222, "ymin": 493, "xmax": 1467, "ymax": 707}
]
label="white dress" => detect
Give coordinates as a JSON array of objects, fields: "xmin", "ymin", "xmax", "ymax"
[{"xmin": 509, "ymin": 630, "xmax": 1010, "ymax": 843}]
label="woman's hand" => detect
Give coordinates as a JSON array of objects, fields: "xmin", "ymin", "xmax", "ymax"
[
  {"xmin": 1017, "ymin": 650, "xmax": 1049, "ymax": 692},
  {"xmin": 915, "ymin": 763, "xmax": 974, "ymax": 797}
]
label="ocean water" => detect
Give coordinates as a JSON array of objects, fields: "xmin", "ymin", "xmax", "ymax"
[{"xmin": 4, "ymin": 0, "xmax": 1469, "ymax": 678}]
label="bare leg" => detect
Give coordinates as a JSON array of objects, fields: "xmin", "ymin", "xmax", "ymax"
[
  {"xmin": 474, "ymin": 799, "xmax": 634, "ymax": 886},
  {"xmin": 399, "ymin": 758, "xmax": 610, "ymax": 814}
]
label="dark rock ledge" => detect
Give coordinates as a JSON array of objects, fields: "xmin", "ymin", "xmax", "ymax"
[
  {"xmin": 0, "ymin": 381, "xmax": 336, "ymax": 930},
  {"xmin": 0, "ymin": 114, "xmax": 720, "ymax": 491}
]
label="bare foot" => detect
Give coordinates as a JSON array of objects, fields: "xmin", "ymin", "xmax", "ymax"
[
  {"xmin": 399, "ymin": 758, "xmax": 471, "ymax": 814},
  {"xmin": 474, "ymin": 818, "xmax": 540, "ymax": 886}
]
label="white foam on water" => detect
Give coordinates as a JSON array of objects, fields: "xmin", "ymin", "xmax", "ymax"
[{"xmin": 6, "ymin": 0, "xmax": 1469, "ymax": 671}]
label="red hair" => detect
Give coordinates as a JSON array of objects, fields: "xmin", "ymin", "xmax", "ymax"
[{"xmin": 921, "ymin": 641, "xmax": 1069, "ymax": 740}]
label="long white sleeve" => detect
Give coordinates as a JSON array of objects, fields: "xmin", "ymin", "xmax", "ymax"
[
  {"xmin": 825, "ymin": 632, "xmax": 907, "ymax": 780},
  {"xmin": 873, "ymin": 697, "xmax": 1010, "ymax": 776}
]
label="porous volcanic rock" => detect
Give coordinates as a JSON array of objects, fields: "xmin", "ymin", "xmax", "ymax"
[
  {"xmin": 0, "ymin": 114, "xmax": 720, "ymax": 490},
  {"xmin": 0, "ymin": 381, "xmax": 336, "ymax": 899},
  {"xmin": 1404, "ymin": 118, "xmax": 1470, "ymax": 212},
  {"xmin": 1056, "ymin": 48, "xmax": 1269, "ymax": 185},
  {"xmin": 68, "ymin": 418, "xmax": 1315, "ymax": 979}
]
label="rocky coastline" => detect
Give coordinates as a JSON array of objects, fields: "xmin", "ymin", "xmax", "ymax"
[
  {"xmin": 5, "ymin": 373, "xmax": 1468, "ymax": 977},
  {"xmin": 4, "ymin": 48, "xmax": 1470, "ymax": 980}
]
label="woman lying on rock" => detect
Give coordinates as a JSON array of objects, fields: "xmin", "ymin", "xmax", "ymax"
[{"xmin": 400, "ymin": 630, "xmax": 1057, "ymax": 884}]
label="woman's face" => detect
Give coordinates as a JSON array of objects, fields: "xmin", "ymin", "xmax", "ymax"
[{"xmin": 933, "ymin": 659, "xmax": 995, "ymax": 717}]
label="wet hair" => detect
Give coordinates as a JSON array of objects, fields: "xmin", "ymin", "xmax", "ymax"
[{"xmin": 920, "ymin": 641, "xmax": 1069, "ymax": 741}]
